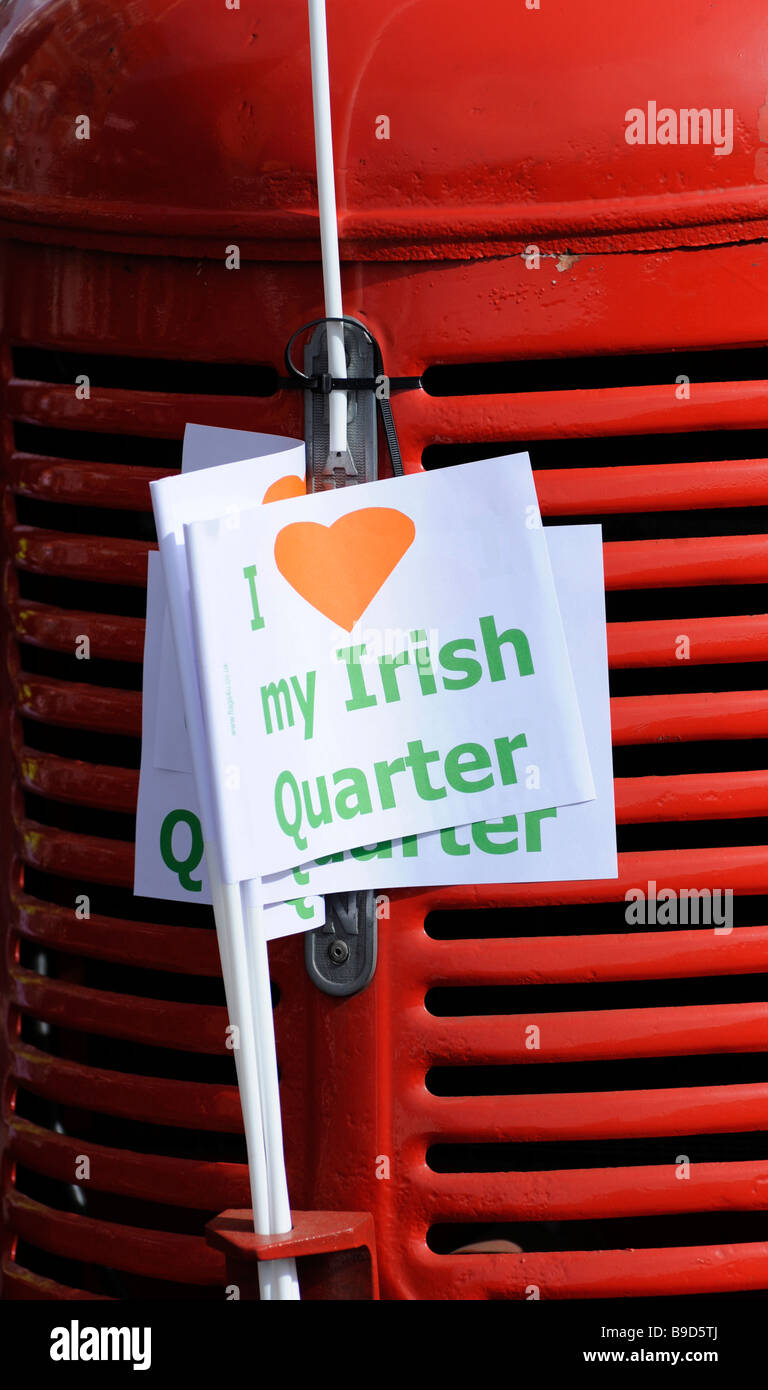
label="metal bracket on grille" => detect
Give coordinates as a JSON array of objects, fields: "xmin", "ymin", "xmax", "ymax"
[
  {"xmin": 302, "ymin": 318, "xmax": 378, "ymax": 995},
  {"xmin": 303, "ymin": 319, "xmax": 378, "ymax": 491},
  {"xmin": 305, "ymin": 890, "xmax": 377, "ymax": 996}
]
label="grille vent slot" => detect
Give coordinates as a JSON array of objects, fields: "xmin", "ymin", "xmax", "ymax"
[
  {"xmin": 12, "ymin": 347, "xmax": 279, "ymax": 397},
  {"xmin": 422, "ymin": 348, "xmax": 768, "ymax": 396}
]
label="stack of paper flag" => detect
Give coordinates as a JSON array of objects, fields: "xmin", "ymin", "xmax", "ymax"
[{"xmin": 134, "ymin": 421, "xmax": 617, "ymax": 1299}]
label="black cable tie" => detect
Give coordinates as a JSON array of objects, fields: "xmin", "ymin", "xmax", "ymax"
[{"xmin": 278, "ymin": 373, "xmax": 420, "ymax": 393}]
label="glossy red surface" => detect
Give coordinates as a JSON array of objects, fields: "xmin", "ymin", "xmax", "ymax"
[
  {"xmin": 2, "ymin": 0, "xmax": 768, "ymax": 256},
  {"xmin": 1, "ymin": 0, "xmax": 767, "ymax": 1301}
]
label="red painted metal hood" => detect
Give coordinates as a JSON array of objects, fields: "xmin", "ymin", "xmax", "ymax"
[{"xmin": 2, "ymin": 1, "xmax": 768, "ymax": 251}]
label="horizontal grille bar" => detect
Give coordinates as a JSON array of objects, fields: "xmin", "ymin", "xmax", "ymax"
[
  {"xmin": 414, "ymin": 1002, "xmax": 768, "ymax": 1065},
  {"xmin": 12, "ymin": 526, "xmax": 152, "ymax": 584},
  {"xmin": 11, "ymin": 967, "xmax": 227, "ymax": 1054},
  {"xmin": 6, "ymin": 380, "xmax": 301, "ymax": 440},
  {"xmin": 1, "ymin": 1257, "xmax": 111, "ymax": 1301},
  {"xmin": 10, "ymin": 454, "xmax": 171, "ymax": 509},
  {"xmin": 420, "ymin": 1161, "xmax": 768, "ymax": 1221},
  {"xmin": 408, "ymin": 846, "xmax": 768, "ymax": 909},
  {"xmin": 604, "ymin": 534, "xmax": 768, "ymax": 587},
  {"xmin": 10, "ymin": 600, "xmax": 144, "ymax": 661},
  {"xmin": 417, "ymin": 1088, "xmax": 768, "ymax": 1144},
  {"xmin": 611, "ymin": 689, "xmax": 768, "ymax": 742},
  {"xmin": 608, "ymin": 614, "xmax": 768, "ymax": 665},
  {"xmin": 615, "ymin": 770, "xmax": 768, "ymax": 822},
  {"xmin": 17, "ymin": 751, "xmax": 138, "ymax": 812},
  {"xmin": 8, "ymin": 1117, "xmax": 249, "ymax": 1212},
  {"xmin": 13, "ymin": 1044, "xmax": 242, "ymax": 1131},
  {"xmin": 536, "ymin": 457, "xmax": 768, "ymax": 514},
  {"xmin": 7, "ymin": 1190, "xmax": 222, "ymax": 1286},
  {"xmin": 14, "ymin": 893, "xmax": 218, "ymax": 975},
  {"xmin": 397, "ymin": 381, "xmax": 768, "ymax": 445},
  {"xmin": 14, "ymin": 676, "xmax": 140, "ymax": 734},
  {"xmin": 408, "ymin": 1240, "xmax": 768, "ymax": 1299},
  {"xmin": 407, "ymin": 926, "xmax": 768, "ymax": 988}
]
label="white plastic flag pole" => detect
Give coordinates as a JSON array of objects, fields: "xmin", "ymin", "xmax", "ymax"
[
  {"xmin": 183, "ymin": 781, "xmax": 292, "ymax": 1300},
  {"xmin": 241, "ymin": 878, "xmax": 300, "ymax": 1300},
  {"xmin": 150, "ymin": 505, "xmax": 299, "ymax": 1299},
  {"xmin": 308, "ymin": 0, "xmax": 348, "ymax": 460},
  {"xmin": 206, "ymin": 852, "xmax": 269, "ymax": 1233},
  {"xmin": 180, "ymin": 705, "xmax": 298, "ymax": 1300}
]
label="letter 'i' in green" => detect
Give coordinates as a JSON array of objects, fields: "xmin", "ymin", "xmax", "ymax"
[
  {"xmin": 411, "ymin": 629, "xmax": 437, "ymax": 696},
  {"xmin": 243, "ymin": 565, "xmax": 265, "ymax": 631},
  {"xmin": 336, "ymin": 644, "xmax": 377, "ymax": 711}
]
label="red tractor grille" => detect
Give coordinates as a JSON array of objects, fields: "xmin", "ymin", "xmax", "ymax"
[
  {"xmin": 2, "ymin": 258, "xmax": 768, "ymax": 1299},
  {"xmin": 3, "ymin": 349, "xmax": 285, "ymax": 1299},
  {"xmin": 350, "ymin": 342, "xmax": 768, "ymax": 1300}
]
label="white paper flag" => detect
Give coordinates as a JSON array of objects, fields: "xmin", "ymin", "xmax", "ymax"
[
  {"xmin": 137, "ymin": 523, "xmax": 616, "ymax": 902},
  {"xmin": 183, "ymin": 454, "xmax": 595, "ymax": 881},
  {"xmin": 135, "ymin": 552, "xmax": 325, "ymax": 937},
  {"xmin": 266, "ymin": 523, "xmax": 617, "ymax": 896}
]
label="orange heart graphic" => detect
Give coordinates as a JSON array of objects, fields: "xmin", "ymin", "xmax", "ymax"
[
  {"xmin": 262, "ymin": 474, "xmax": 307, "ymax": 504},
  {"xmin": 274, "ymin": 507, "xmax": 416, "ymax": 630}
]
